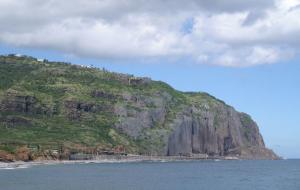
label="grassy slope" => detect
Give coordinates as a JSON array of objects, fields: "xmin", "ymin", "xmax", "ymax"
[{"xmin": 0, "ymin": 55, "xmax": 225, "ymax": 156}]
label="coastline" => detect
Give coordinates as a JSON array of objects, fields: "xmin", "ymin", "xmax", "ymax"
[{"xmin": 0, "ymin": 155, "xmax": 241, "ymax": 169}]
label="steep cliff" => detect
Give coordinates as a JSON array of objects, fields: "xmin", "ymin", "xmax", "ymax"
[{"xmin": 0, "ymin": 55, "xmax": 278, "ymax": 161}]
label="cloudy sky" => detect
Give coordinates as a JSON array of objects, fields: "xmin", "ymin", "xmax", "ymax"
[
  {"xmin": 1, "ymin": 0, "xmax": 300, "ymax": 158},
  {"xmin": 1, "ymin": 0, "xmax": 300, "ymax": 66}
]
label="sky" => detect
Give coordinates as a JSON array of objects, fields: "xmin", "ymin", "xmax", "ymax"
[{"xmin": 0, "ymin": 0, "xmax": 300, "ymax": 158}]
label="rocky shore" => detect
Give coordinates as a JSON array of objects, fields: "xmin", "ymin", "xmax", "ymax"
[
  {"xmin": 0, "ymin": 156, "xmax": 234, "ymax": 170},
  {"xmin": 0, "ymin": 152, "xmax": 282, "ymax": 170}
]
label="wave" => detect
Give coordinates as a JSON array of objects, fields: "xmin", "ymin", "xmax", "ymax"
[{"xmin": 0, "ymin": 163, "xmax": 30, "ymax": 170}]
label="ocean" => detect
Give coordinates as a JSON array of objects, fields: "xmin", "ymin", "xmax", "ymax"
[{"xmin": 0, "ymin": 160, "xmax": 299, "ymax": 190}]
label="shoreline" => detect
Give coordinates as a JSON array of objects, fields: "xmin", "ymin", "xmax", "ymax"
[
  {"xmin": 0, "ymin": 155, "xmax": 241, "ymax": 169},
  {"xmin": 1, "ymin": 154, "xmax": 283, "ymax": 170}
]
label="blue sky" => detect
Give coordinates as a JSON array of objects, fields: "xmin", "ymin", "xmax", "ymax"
[{"xmin": 1, "ymin": 44, "xmax": 299, "ymax": 158}]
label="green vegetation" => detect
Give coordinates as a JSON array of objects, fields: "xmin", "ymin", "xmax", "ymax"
[{"xmin": 0, "ymin": 54, "xmax": 228, "ymax": 157}]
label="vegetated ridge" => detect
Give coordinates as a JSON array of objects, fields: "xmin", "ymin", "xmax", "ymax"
[{"xmin": 0, "ymin": 54, "xmax": 278, "ymax": 161}]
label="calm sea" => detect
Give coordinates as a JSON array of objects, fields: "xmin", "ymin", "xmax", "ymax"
[{"xmin": 0, "ymin": 160, "xmax": 299, "ymax": 190}]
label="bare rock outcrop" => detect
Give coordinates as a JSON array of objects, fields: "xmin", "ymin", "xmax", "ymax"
[
  {"xmin": 113, "ymin": 93, "xmax": 278, "ymax": 159},
  {"xmin": 166, "ymin": 105, "xmax": 277, "ymax": 159}
]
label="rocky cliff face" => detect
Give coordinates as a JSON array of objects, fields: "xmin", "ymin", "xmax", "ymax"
[
  {"xmin": 114, "ymin": 92, "xmax": 278, "ymax": 159},
  {"xmin": 166, "ymin": 107, "xmax": 277, "ymax": 159},
  {"xmin": 0, "ymin": 55, "xmax": 278, "ymax": 161}
]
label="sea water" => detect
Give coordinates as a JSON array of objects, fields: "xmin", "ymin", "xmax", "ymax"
[{"xmin": 0, "ymin": 160, "xmax": 299, "ymax": 190}]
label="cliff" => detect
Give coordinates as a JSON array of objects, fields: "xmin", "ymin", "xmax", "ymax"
[{"xmin": 0, "ymin": 54, "xmax": 278, "ymax": 161}]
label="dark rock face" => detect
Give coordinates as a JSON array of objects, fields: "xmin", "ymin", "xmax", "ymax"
[
  {"xmin": 64, "ymin": 100, "xmax": 111, "ymax": 120},
  {"xmin": 64, "ymin": 100, "xmax": 105, "ymax": 113},
  {"xmin": 166, "ymin": 106, "xmax": 277, "ymax": 159},
  {"xmin": 113, "ymin": 93, "xmax": 169, "ymax": 138},
  {"xmin": 0, "ymin": 93, "xmax": 53, "ymax": 115},
  {"xmin": 113, "ymin": 91, "xmax": 278, "ymax": 159},
  {"xmin": 1, "ymin": 95, "xmax": 37, "ymax": 113}
]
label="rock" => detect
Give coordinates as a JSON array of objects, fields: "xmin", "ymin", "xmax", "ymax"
[
  {"xmin": 64, "ymin": 100, "xmax": 108, "ymax": 113},
  {"xmin": 113, "ymin": 94, "xmax": 168, "ymax": 138},
  {"xmin": 0, "ymin": 150, "xmax": 15, "ymax": 162},
  {"xmin": 0, "ymin": 95, "xmax": 37, "ymax": 113},
  {"xmin": 113, "ymin": 90, "xmax": 278, "ymax": 159},
  {"xmin": 129, "ymin": 77, "xmax": 151, "ymax": 86},
  {"xmin": 166, "ymin": 105, "xmax": 278, "ymax": 159},
  {"xmin": 0, "ymin": 92, "xmax": 53, "ymax": 115},
  {"xmin": 15, "ymin": 147, "xmax": 31, "ymax": 161},
  {"xmin": 64, "ymin": 100, "xmax": 111, "ymax": 120}
]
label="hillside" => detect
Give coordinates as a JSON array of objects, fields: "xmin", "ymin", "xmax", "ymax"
[{"xmin": 0, "ymin": 54, "xmax": 278, "ymax": 161}]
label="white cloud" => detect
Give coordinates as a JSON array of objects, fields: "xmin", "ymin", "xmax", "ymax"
[{"xmin": 0, "ymin": 0, "xmax": 299, "ymax": 66}]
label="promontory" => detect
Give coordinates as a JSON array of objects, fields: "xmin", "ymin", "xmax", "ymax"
[{"xmin": 0, "ymin": 54, "xmax": 278, "ymax": 162}]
